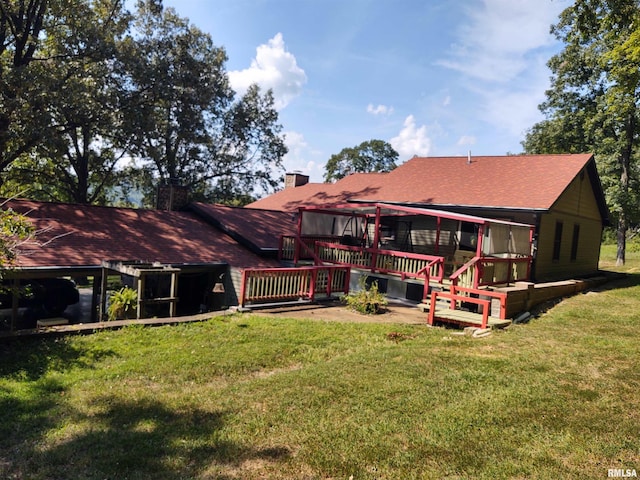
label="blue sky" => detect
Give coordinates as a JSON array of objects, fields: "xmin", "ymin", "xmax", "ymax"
[{"xmin": 162, "ymin": 0, "xmax": 568, "ymax": 183}]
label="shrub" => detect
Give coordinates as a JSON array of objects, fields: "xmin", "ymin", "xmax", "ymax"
[
  {"xmin": 343, "ymin": 279, "xmax": 388, "ymax": 314},
  {"xmin": 108, "ymin": 287, "xmax": 138, "ymax": 321}
]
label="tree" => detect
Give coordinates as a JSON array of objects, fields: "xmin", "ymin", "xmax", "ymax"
[
  {"xmin": 119, "ymin": 2, "xmax": 287, "ymax": 205},
  {"xmin": 522, "ymin": 0, "xmax": 640, "ymax": 265},
  {"xmin": 0, "ymin": 0, "xmax": 128, "ymax": 187},
  {"xmin": 324, "ymin": 139, "xmax": 398, "ymax": 183},
  {"xmin": 0, "ymin": 0, "xmax": 132, "ymax": 204}
]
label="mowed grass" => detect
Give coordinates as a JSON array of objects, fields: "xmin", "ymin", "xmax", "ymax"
[{"xmin": 0, "ymin": 247, "xmax": 639, "ymax": 479}]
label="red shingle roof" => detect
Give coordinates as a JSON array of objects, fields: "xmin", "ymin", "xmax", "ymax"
[
  {"xmin": 189, "ymin": 203, "xmax": 297, "ymax": 251},
  {"xmin": 369, "ymin": 154, "xmax": 595, "ymax": 210},
  {"xmin": 6, "ymin": 199, "xmax": 279, "ymax": 269},
  {"xmin": 248, "ymin": 172, "xmax": 387, "ymax": 211},
  {"xmin": 248, "ymin": 154, "xmax": 599, "ymax": 212}
]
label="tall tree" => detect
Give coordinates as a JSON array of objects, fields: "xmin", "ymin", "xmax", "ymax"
[
  {"xmin": 324, "ymin": 139, "xmax": 398, "ymax": 183},
  {"xmin": 119, "ymin": 2, "xmax": 287, "ymax": 205},
  {"xmin": 0, "ymin": 0, "xmax": 53, "ymax": 173},
  {"xmin": 523, "ymin": 0, "xmax": 640, "ymax": 265},
  {"xmin": 0, "ymin": 0, "xmax": 128, "ymax": 183},
  {"xmin": 1, "ymin": 0, "xmax": 131, "ymax": 204}
]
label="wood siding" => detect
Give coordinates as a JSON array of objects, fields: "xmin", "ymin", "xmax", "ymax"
[{"xmin": 534, "ymin": 172, "xmax": 603, "ymax": 281}]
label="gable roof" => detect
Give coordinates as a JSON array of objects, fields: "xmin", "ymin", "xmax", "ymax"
[
  {"xmin": 5, "ymin": 199, "xmax": 279, "ymax": 269},
  {"xmin": 248, "ymin": 154, "xmax": 608, "ymax": 220},
  {"xmin": 188, "ymin": 202, "xmax": 297, "ymax": 254},
  {"xmin": 366, "ymin": 154, "xmax": 597, "ymax": 210}
]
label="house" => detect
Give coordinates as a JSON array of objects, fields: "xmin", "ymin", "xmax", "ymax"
[{"xmin": 250, "ymin": 154, "xmax": 609, "ymax": 283}]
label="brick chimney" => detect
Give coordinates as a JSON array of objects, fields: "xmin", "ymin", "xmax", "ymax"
[
  {"xmin": 156, "ymin": 178, "xmax": 190, "ymax": 211},
  {"xmin": 285, "ymin": 172, "xmax": 309, "ymax": 189}
]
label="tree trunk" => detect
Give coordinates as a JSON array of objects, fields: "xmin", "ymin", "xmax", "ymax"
[{"xmin": 616, "ymin": 212, "xmax": 627, "ymax": 266}]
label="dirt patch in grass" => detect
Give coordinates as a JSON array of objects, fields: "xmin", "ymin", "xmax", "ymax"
[{"xmin": 244, "ymin": 299, "xmax": 427, "ymax": 325}]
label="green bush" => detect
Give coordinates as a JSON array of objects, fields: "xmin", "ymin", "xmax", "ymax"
[
  {"xmin": 343, "ymin": 278, "xmax": 388, "ymax": 314},
  {"xmin": 108, "ymin": 287, "xmax": 138, "ymax": 321}
]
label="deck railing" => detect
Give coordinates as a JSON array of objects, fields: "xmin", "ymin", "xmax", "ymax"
[
  {"xmin": 279, "ymin": 235, "xmax": 341, "ymax": 262},
  {"xmin": 450, "ymin": 255, "xmax": 532, "ymax": 290},
  {"xmin": 240, "ymin": 265, "xmax": 350, "ymax": 307},
  {"xmin": 450, "ymin": 285, "xmax": 508, "ymax": 319},
  {"xmin": 315, "ymin": 241, "xmax": 445, "ymax": 285}
]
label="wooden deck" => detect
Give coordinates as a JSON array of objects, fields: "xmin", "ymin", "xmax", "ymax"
[{"xmin": 430, "ymin": 308, "xmax": 512, "ymax": 329}]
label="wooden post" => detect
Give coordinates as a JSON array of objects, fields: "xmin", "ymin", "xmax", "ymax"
[
  {"xmin": 11, "ymin": 277, "xmax": 19, "ymax": 332},
  {"xmin": 169, "ymin": 272, "xmax": 178, "ymax": 317},
  {"xmin": 91, "ymin": 274, "xmax": 101, "ymax": 323},
  {"xmin": 136, "ymin": 275, "xmax": 145, "ymax": 319},
  {"xmin": 99, "ymin": 268, "xmax": 109, "ymax": 321},
  {"xmin": 371, "ymin": 206, "xmax": 382, "ymax": 272},
  {"xmin": 239, "ymin": 269, "xmax": 248, "ymax": 308}
]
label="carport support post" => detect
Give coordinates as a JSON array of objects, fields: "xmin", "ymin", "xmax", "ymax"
[
  {"xmin": 91, "ymin": 274, "xmax": 101, "ymax": 322},
  {"xmin": 10, "ymin": 277, "xmax": 18, "ymax": 332},
  {"xmin": 136, "ymin": 275, "xmax": 145, "ymax": 319},
  {"xmin": 99, "ymin": 268, "xmax": 109, "ymax": 321},
  {"xmin": 169, "ymin": 272, "xmax": 178, "ymax": 317}
]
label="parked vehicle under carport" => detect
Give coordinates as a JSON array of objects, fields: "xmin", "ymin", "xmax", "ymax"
[{"xmin": 0, "ymin": 277, "xmax": 80, "ymax": 329}]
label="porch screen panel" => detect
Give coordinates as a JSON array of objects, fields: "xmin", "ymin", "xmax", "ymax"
[
  {"xmin": 510, "ymin": 226, "xmax": 531, "ymax": 256},
  {"xmin": 410, "ymin": 217, "xmax": 437, "ymax": 254},
  {"xmin": 301, "ymin": 213, "xmax": 363, "ymax": 237},
  {"xmin": 485, "ymin": 223, "xmax": 510, "ymax": 255},
  {"xmin": 438, "ymin": 219, "xmax": 458, "ymax": 257}
]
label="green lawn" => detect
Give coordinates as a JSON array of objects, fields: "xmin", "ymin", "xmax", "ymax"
[{"xmin": 0, "ymin": 249, "xmax": 639, "ymax": 479}]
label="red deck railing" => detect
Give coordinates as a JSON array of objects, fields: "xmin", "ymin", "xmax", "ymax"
[
  {"xmin": 240, "ymin": 265, "xmax": 351, "ymax": 307},
  {"xmin": 450, "ymin": 255, "xmax": 532, "ymax": 290}
]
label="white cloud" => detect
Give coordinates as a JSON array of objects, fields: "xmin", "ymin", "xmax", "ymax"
[
  {"xmin": 457, "ymin": 135, "xmax": 476, "ymax": 146},
  {"xmin": 477, "ymin": 54, "xmax": 553, "ymax": 137},
  {"xmin": 443, "ymin": 95, "xmax": 451, "ymax": 107},
  {"xmin": 367, "ymin": 103, "xmax": 394, "ymax": 115},
  {"xmin": 390, "ymin": 115, "xmax": 431, "ymax": 159},
  {"xmin": 228, "ymin": 33, "xmax": 307, "ymax": 110},
  {"xmin": 437, "ymin": 0, "xmax": 564, "ymax": 83}
]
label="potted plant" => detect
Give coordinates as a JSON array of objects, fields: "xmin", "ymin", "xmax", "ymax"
[{"xmin": 107, "ymin": 287, "xmax": 138, "ymax": 321}]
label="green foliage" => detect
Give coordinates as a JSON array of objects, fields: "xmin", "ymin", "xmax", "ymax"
[
  {"xmin": 107, "ymin": 287, "xmax": 138, "ymax": 321},
  {"xmin": 522, "ymin": 0, "xmax": 640, "ymax": 265},
  {"xmin": 119, "ymin": 6, "xmax": 287, "ymax": 205},
  {"xmin": 342, "ymin": 278, "xmax": 388, "ymax": 314},
  {"xmin": 324, "ymin": 139, "xmax": 398, "ymax": 182},
  {"xmin": 0, "ymin": 206, "xmax": 34, "ymax": 272},
  {"xmin": 0, "ymin": 1, "xmax": 287, "ymax": 207}
]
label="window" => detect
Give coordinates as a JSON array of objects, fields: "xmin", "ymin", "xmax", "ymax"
[
  {"xmin": 552, "ymin": 221, "xmax": 563, "ymax": 261},
  {"xmin": 570, "ymin": 224, "xmax": 580, "ymax": 261}
]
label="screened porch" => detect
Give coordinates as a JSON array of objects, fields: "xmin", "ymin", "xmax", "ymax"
[{"xmin": 280, "ymin": 203, "xmax": 535, "ymax": 295}]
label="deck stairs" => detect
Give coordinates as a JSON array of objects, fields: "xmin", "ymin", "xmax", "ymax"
[{"xmin": 419, "ymin": 281, "xmax": 512, "ymax": 329}]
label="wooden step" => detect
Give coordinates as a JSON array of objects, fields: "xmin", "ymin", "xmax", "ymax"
[{"xmin": 431, "ymin": 308, "xmax": 511, "ymax": 329}]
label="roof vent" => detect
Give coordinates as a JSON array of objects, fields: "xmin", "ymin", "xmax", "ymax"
[{"xmin": 467, "ymin": 151, "xmax": 472, "ymax": 164}]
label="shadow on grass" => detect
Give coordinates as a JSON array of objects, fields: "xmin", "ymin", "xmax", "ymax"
[
  {"xmin": 1, "ymin": 395, "xmax": 291, "ymax": 479},
  {"xmin": 589, "ymin": 271, "xmax": 640, "ymax": 292},
  {"xmin": 0, "ymin": 336, "xmax": 117, "ymax": 381}
]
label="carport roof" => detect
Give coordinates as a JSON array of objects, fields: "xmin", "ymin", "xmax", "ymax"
[{"xmin": 5, "ymin": 199, "xmax": 279, "ymax": 270}]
